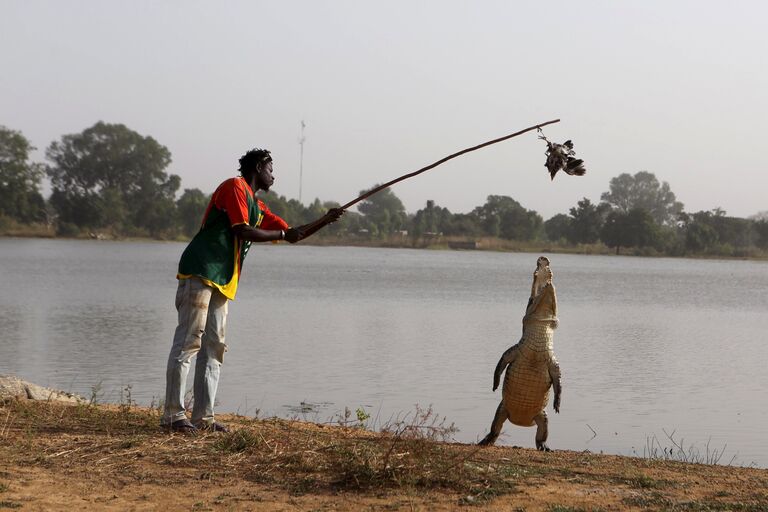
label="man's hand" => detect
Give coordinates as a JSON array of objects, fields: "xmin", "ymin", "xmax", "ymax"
[
  {"xmin": 286, "ymin": 208, "xmax": 344, "ymax": 244},
  {"xmin": 284, "ymin": 227, "xmax": 303, "ymax": 243},
  {"xmin": 324, "ymin": 207, "xmax": 344, "ymax": 223}
]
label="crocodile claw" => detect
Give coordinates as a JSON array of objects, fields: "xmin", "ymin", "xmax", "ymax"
[{"xmin": 479, "ymin": 433, "xmax": 498, "ymax": 446}]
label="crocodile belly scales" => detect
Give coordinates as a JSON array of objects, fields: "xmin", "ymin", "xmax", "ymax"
[{"xmin": 502, "ymin": 321, "xmax": 555, "ymax": 427}]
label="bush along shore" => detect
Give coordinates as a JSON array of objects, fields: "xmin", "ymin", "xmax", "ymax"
[
  {"xmin": 1, "ymin": 384, "xmax": 767, "ymax": 511},
  {"xmin": 3, "ymin": 226, "xmax": 768, "ymax": 262}
]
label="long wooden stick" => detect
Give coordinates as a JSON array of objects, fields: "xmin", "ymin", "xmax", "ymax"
[
  {"xmin": 297, "ymin": 118, "xmax": 560, "ymax": 238},
  {"xmin": 340, "ymin": 118, "xmax": 560, "ymax": 210}
]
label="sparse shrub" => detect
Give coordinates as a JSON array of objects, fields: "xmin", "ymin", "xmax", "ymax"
[
  {"xmin": 213, "ymin": 429, "xmax": 261, "ymax": 453},
  {"xmin": 641, "ymin": 429, "xmax": 735, "ymax": 465}
]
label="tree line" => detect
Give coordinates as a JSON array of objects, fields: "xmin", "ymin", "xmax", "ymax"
[{"xmin": 2, "ymin": 122, "xmax": 767, "ymax": 257}]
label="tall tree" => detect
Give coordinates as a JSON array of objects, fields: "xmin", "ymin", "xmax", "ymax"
[
  {"xmin": 176, "ymin": 188, "xmax": 210, "ymax": 238},
  {"xmin": 411, "ymin": 200, "xmax": 453, "ymax": 239},
  {"xmin": 544, "ymin": 213, "xmax": 571, "ymax": 242},
  {"xmin": 601, "ymin": 171, "xmax": 683, "ymax": 226},
  {"xmin": 601, "ymin": 208, "xmax": 661, "ymax": 254},
  {"xmin": 443, "ymin": 213, "xmax": 483, "ymax": 237},
  {"xmin": 753, "ymin": 220, "xmax": 768, "ymax": 249},
  {"xmin": 682, "ymin": 209, "xmax": 754, "ymax": 253},
  {"xmin": 261, "ymin": 191, "xmax": 307, "ymax": 226},
  {"xmin": 568, "ymin": 198, "xmax": 608, "ymax": 244},
  {"xmin": 472, "ymin": 195, "xmax": 542, "ymax": 241},
  {"xmin": 0, "ymin": 126, "xmax": 45, "ymax": 223},
  {"xmin": 356, "ymin": 185, "xmax": 407, "ymax": 237},
  {"xmin": 46, "ymin": 122, "xmax": 179, "ymax": 236}
]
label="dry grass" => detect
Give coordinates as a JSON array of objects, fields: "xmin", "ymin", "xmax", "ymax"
[
  {"xmin": 1, "ymin": 399, "xmax": 767, "ymax": 511},
  {"xmin": 0, "ymin": 399, "xmax": 512, "ymax": 502}
]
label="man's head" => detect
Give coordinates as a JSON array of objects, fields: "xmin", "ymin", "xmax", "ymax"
[{"xmin": 239, "ymin": 148, "xmax": 275, "ymax": 191}]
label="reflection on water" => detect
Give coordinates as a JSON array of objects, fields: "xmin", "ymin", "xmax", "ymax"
[{"xmin": 1, "ymin": 238, "xmax": 766, "ymax": 466}]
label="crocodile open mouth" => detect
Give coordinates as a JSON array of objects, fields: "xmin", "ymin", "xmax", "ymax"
[{"xmin": 531, "ymin": 256, "xmax": 552, "ymax": 299}]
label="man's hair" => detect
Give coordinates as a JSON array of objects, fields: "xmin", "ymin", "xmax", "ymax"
[{"xmin": 238, "ymin": 148, "xmax": 272, "ymax": 175}]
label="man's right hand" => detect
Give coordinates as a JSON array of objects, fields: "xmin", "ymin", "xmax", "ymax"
[{"xmin": 284, "ymin": 227, "xmax": 303, "ymax": 243}]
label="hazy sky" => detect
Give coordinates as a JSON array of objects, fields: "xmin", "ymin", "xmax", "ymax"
[{"xmin": 2, "ymin": 1, "xmax": 766, "ymax": 219}]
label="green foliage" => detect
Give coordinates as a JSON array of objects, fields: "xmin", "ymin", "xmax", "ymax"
[
  {"xmin": 601, "ymin": 171, "xmax": 683, "ymax": 226},
  {"xmin": 176, "ymin": 188, "xmax": 210, "ymax": 238},
  {"xmin": 601, "ymin": 208, "xmax": 662, "ymax": 254},
  {"xmin": 445, "ymin": 212, "xmax": 483, "ymax": 237},
  {"xmin": 55, "ymin": 221, "xmax": 81, "ymax": 238},
  {"xmin": 472, "ymin": 195, "xmax": 542, "ymax": 241},
  {"xmin": 753, "ymin": 220, "xmax": 768, "ymax": 249},
  {"xmin": 263, "ymin": 190, "xmax": 310, "ymax": 226},
  {"xmin": 46, "ymin": 121, "xmax": 179, "ymax": 237},
  {"xmin": 568, "ymin": 198, "xmax": 608, "ymax": 244},
  {"xmin": 411, "ymin": 199, "xmax": 451, "ymax": 238},
  {"xmin": 680, "ymin": 209, "xmax": 763, "ymax": 255},
  {"xmin": 357, "ymin": 185, "xmax": 407, "ymax": 237},
  {"xmin": 0, "ymin": 126, "xmax": 46, "ymax": 223},
  {"xmin": 544, "ymin": 213, "xmax": 571, "ymax": 242},
  {"xmin": 355, "ymin": 407, "xmax": 371, "ymax": 428},
  {"xmin": 684, "ymin": 219, "xmax": 719, "ymax": 253}
]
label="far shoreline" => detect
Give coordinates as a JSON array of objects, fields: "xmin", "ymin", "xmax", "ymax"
[{"xmin": 3, "ymin": 232, "xmax": 767, "ymax": 262}]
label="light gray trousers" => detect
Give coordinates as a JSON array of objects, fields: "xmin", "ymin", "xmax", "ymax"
[{"xmin": 163, "ymin": 277, "xmax": 228, "ymax": 425}]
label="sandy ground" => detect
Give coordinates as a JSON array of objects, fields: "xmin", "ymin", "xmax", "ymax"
[{"xmin": 1, "ymin": 401, "xmax": 766, "ymax": 511}]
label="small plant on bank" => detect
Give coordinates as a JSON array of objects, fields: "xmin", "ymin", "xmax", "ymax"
[
  {"xmin": 89, "ymin": 380, "xmax": 103, "ymax": 405},
  {"xmin": 325, "ymin": 404, "xmax": 489, "ymax": 495},
  {"xmin": 641, "ymin": 429, "xmax": 737, "ymax": 466},
  {"xmin": 333, "ymin": 406, "xmax": 371, "ymax": 429},
  {"xmin": 355, "ymin": 407, "xmax": 371, "ymax": 429},
  {"xmin": 119, "ymin": 384, "xmax": 135, "ymax": 415},
  {"xmin": 379, "ymin": 404, "xmax": 458, "ymax": 442}
]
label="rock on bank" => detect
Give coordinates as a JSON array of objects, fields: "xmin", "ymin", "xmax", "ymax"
[{"xmin": 0, "ymin": 375, "xmax": 84, "ymax": 403}]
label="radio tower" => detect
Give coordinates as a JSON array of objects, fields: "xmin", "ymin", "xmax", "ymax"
[{"xmin": 298, "ymin": 120, "xmax": 306, "ymax": 203}]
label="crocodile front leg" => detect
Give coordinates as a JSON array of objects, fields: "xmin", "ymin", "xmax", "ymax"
[
  {"xmin": 548, "ymin": 358, "xmax": 562, "ymax": 413},
  {"xmin": 478, "ymin": 401, "xmax": 508, "ymax": 446},
  {"xmin": 492, "ymin": 342, "xmax": 520, "ymax": 391}
]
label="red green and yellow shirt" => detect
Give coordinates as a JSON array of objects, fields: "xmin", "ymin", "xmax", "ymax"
[{"xmin": 177, "ymin": 177, "xmax": 288, "ymax": 300}]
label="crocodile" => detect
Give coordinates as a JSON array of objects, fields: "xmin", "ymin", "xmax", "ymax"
[{"xmin": 478, "ymin": 256, "xmax": 562, "ymax": 451}]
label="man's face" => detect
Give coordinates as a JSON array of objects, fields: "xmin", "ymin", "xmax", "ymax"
[{"xmin": 256, "ymin": 160, "xmax": 275, "ymax": 191}]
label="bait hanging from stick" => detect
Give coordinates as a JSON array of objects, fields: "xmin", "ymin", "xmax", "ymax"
[
  {"xmin": 538, "ymin": 128, "xmax": 587, "ymax": 180},
  {"xmin": 302, "ymin": 118, "xmax": 586, "ymax": 234}
]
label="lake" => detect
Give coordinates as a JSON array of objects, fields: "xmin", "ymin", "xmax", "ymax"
[{"xmin": 1, "ymin": 238, "xmax": 766, "ymax": 467}]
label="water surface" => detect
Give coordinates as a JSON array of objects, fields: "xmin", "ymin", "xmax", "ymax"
[{"xmin": 1, "ymin": 238, "xmax": 766, "ymax": 466}]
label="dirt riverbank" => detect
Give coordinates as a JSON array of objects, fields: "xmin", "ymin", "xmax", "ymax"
[{"xmin": 0, "ymin": 400, "xmax": 766, "ymax": 511}]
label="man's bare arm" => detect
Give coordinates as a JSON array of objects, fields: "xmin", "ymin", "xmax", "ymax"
[{"xmin": 231, "ymin": 224, "xmax": 283, "ymax": 243}]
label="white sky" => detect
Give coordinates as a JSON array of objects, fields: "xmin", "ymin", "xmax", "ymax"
[{"xmin": 2, "ymin": 1, "xmax": 766, "ymax": 219}]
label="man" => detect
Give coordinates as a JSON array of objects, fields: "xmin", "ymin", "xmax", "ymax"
[{"xmin": 162, "ymin": 148, "xmax": 342, "ymax": 433}]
